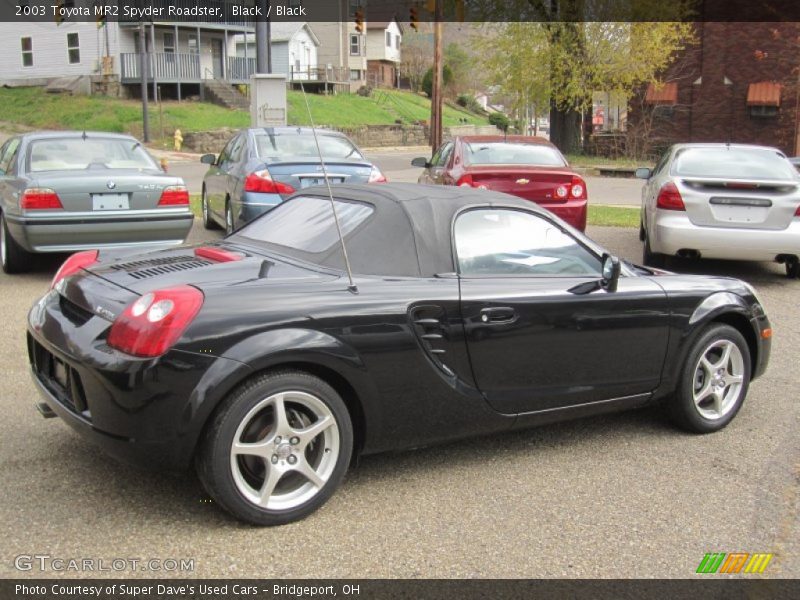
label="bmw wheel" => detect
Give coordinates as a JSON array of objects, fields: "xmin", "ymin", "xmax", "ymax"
[
  {"xmin": 667, "ymin": 324, "xmax": 751, "ymax": 433},
  {"xmin": 197, "ymin": 371, "xmax": 353, "ymax": 525},
  {"xmin": 1, "ymin": 214, "xmax": 31, "ymax": 274}
]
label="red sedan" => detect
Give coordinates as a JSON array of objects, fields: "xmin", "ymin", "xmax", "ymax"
[{"xmin": 412, "ymin": 135, "xmax": 588, "ymax": 231}]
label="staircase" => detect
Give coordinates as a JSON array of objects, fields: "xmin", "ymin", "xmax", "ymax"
[{"xmin": 203, "ymin": 78, "xmax": 249, "ymax": 110}]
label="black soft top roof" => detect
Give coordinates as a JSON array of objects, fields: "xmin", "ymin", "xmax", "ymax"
[{"xmin": 282, "ymin": 183, "xmax": 556, "ymax": 278}]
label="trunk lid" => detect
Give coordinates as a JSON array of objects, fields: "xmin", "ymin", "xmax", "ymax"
[
  {"xmin": 677, "ymin": 177, "xmax": 800, "ymax": 230},
  {"xmin": 264, "ymin": 160, "xmax": 374, "ymax": 191},
  {"xmin": 464, "ymin": 166, "xmax": 577, "ymax": 202}
]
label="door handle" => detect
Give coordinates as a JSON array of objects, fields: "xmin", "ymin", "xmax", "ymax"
[{"xmin": 480, "ymin": 307, "xmax": 516, "ymax": 324}]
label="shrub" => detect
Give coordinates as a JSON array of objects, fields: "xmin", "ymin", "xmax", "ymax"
[
  {"xmin": 422, "ymin": 65, "xmax": 453, "ymax": 98},
  {"xmin": 488, "ymin": 112, "xmax": 510, "ymax": 132}
]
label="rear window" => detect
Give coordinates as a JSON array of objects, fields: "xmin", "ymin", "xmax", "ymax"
[
  {"xmin": 253, "ymin": 132, "xmax": 363, "ymax": 162},
  {"xmin": 463, "ymin": 142, "xmax": 566, "ymax": 167},
  {"xmin": 28, "ymin": 137, "xmax": 157, "ymax": 172},
  {"xmin": 672, "ymin": 147, "xmax": 796, "ymax": 180},
  {"xmin": 238, "ymin": 196, "xmax": 373, "ymax": 254}
]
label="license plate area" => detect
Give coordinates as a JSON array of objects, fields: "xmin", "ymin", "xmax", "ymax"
[
  {"xmin": 52, "ymin": 357, "xmax": 68, "ymax": 389},
  {"xmin": 709, "ymin": 197, "xmax": 770, "ymax": 224},
  {"xmin": 92, "ymin": 193, "xmax": 130, "ymax": 210},
  {"xmin": 299, "ymin": 177, "xmax": 344, "ymax": 189}
]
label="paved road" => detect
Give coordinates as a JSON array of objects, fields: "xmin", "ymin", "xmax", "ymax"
[
  {"xmin": 170, "ymin": 148, "xmax": 645, "ymax": 206},
  {"xmin": 0, "ymin": 224, "xmax": 797, "ymax": 578}
]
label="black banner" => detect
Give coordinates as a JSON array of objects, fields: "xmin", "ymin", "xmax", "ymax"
[
  {"xmin": 3, "ymin": 579, "xmax": 800, "ymax": 600},
  {"xmin": 2, "ymin": 0, "xmax": 800, "ymax": 23}
]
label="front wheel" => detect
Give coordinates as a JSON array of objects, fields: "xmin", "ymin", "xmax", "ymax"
[
  {"xmin": 667, "ymin": 324, "xmax": 751, "ymax": 433},
  {"xmin": 196, "ymin": 371, "xmax": 353, "ymax": 526}
]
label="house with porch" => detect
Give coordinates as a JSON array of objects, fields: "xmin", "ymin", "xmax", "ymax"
[{"xmin": 366, "ymin": 19, "xmax": 402, "ymax": 88}]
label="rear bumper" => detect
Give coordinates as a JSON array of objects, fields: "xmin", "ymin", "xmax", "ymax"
[
  {"xmin": 6, "ymin": 209, "xmax": 194, "ymax": 253},
  {"xmin": 652, "ymin": 211, "xmax": 800, "ymax": 261},
  {"xmin": 532, "ymin": 198, "xmax": 587, "ymax": 231}
]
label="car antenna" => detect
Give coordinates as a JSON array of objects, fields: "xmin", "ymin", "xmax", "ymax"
[{"xmin": 298, "ymin": 80, "xmax": 358, "ymax": 294}]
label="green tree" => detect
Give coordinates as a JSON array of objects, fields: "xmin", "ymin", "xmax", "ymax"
[{"xmin": 422, "ymin": 64, "xmax": 453, "ymax": 98}]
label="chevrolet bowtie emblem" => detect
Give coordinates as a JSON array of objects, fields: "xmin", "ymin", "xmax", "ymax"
[{"xmin": 516, "ymin": 178, "xmax": 530, "ymax": 185}]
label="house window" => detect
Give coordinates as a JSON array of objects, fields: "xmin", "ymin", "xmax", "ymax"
[
  {"xmin": 386, "ymin": 31, "xmax": 391, "ymax": 47},
  {"xmin": 163, "ymin": 32, "xmax": 175, "ymax": 54},
  {"xmin": 350, "ymin": 34, "xmax": 361, "ymax": 56},
  {"xmin": 749, "ymin": 105, "xmax": 779, "ymax": 118},
  {"xmin": 21, "ymin": 37, "xmax": 33, "ymax": 68},
  {"xmin": 350, "ymin": 69, "xmax": 361, "ymax": 81},
  {"xmin": 187, "ymin": 35, "xmax": 199, "ymax": 54},
  {"xmin": 67, "ymin": 33, "xmax": 80, "ymax": 64},
  {"xmin": 395, "ymin": 34, "xmax": 400, "ymax": 50},
  {"xmin": 747, "ymin": 82, "xmax": 781, "ymax": 119}
]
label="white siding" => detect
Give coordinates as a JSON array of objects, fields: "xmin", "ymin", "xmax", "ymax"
[
  {"xmin": 366, "ymin": 22, "xmax": 401, "ymax": 63},
  {"xmin": 0, "ymin": 22, "xmax": 123, "ymax": 82},
  {"xmin": 287, "ymin": 29, "xmax": 318, "ymax": 75}
]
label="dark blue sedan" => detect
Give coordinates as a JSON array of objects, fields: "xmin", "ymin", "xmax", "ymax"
[{"xmin": 200, "ymin": 127, "xmax": 386, "ymax": 233}]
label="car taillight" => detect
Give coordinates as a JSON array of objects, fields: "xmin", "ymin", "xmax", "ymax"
[
  {"xmin": 194, "ymin": 246, "xmax": 243, "ymax": 262},
  {"xmin": 107, "ymin": 285, "xmax": 204, "ymax": 357},
  {"xmin": 656, "ymin": 181, "xmax": 686, "ymax": 211},
  {"xmin": 21, "ymin": 188, "xmax": 63, "ymax": 210},
  {"xmin": 244, "ymin": 170, "xmax": 296, "ymax": 194},
  {"xmin": 794, "ymin": 204, "xmax": 800, "ymax": 217},
  {"xmin": 158, "ymin": 185, "xmax": 190, "ymax": 206},
  {"xmin": 456, "ymin": 175, "xmax": 487, "ymax": 190},
  {"xmin": 570, "ymin": 176, "xmax": 587, "ymax": 199},
  {"xmin": 368, "ymin": 167, "xmax": 387, "ymax": 183},
  {"xmin": 50, "ymin": 250, "xmax": 99, "ymax": 289}
]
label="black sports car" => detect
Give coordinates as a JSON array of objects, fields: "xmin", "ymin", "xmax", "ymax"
[{"xmin": 27, "ymin": 184, "xmax": 772, "ymax": 525}]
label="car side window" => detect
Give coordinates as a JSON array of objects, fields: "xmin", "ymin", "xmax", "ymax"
[
  {"xmin": 438, "ymin": 143, "xmax": 455, "ymax": 168},
  {"xmin": 651, "ymin": 149, "xmax": 671, "ymax": 177},
  {"xmin": 454, "ymin": 208, "xmax": 602, "ymax": 277},
  {"xmin": 0, "ymin": 138, "xmax": 21, "ymax": 175},
  {"xmin": 228, "ymin": 134, "xmax": 245, "ymax": 163},
  {"xmin": 433, "ymin": 142, "xmax": 453, "ymax": 168},
  {"xmin": 217, "ymin": 137, "xmax": 237, "ymax": 165}
]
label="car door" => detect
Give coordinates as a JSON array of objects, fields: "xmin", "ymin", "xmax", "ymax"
[
  {"xmin": 205, "ymin": 135, "xmax": 238, "ymax": 221},
  {"xmin": 455, "ymin": 207, "xmax": 670, "ymax": 415},
  {"xmin": 418, "ymin": 142, "xmax": 453, "ymax": 185},
  {"xmin": 223, "ymin": 133, "xmax": 248, "ymax": 202},
  {"xmin": 641, "ymin": 147, "xmax": 673, "ymax": 231},
  {"xmin": 0, "ymin": 138, "xmax": 23, "ymax": 215}
]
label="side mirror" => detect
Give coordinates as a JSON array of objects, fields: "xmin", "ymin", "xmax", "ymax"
[
  {"xmin": 200, "ymin": 153, "xmax": 216, "ymax": 165},
  {"xmin": 601, "ymin": 253, "xmax": 621, "ymax": 292},
  {"xmin": 635, "ymin": 167, "xmax": 652, "ymax": 180},
  {"xmin": 411, "ymin": 157, "xmax": 430, "ymax": 168}
]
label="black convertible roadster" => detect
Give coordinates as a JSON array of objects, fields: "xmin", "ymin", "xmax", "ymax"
[{"xmin": 27, "ymin": 184, "xmax": 771, "ymax": 525}]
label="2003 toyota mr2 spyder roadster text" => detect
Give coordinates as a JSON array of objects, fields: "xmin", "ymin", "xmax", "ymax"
[{"xmin": 27, "ymin": 184, "xmax": 771, "ymax": 525}]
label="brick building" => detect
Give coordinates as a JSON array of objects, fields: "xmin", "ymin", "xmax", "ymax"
[{"xmin": 635, "ymin": 22, "xmax": 800, "ymax": 156}]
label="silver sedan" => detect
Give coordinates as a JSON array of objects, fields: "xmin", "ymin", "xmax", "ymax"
[
  {"xmin": 637, "ymin": 143, "xmax": 800, "ymax": 278},
  {"xmin": 0, "ymin": 131, "xmax": 193, "ymax": 274}
]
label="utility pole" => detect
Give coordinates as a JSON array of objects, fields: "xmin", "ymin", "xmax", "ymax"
[
  {"xmin": 430, "ymin": 1, "xmax": 443, "ymax": 152},
  {"xmin": 139, "ymin": 20, "xmax": 149, "ymax": 142},
  {"xmin": 255, "ymin": 1, "xmax": 272, "ymax": 73}
]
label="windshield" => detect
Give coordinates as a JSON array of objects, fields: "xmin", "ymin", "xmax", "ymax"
[
  {"xmin": 28, "ymin": 137, "xmax": 158, "ymax": 172},
  {"xmin": 464, "ymin": 142, "xmax": 566, "ymax": 167},
  {"xmin": 238, "ymin": 196, "xmax": 373, "ymax": 255},
  {"xmin": 253, "ymin": 132, "xmax": 364, "ymax": 162},
  {"xmin": 672, "ymin": 147, "xmax": 796, "ymax": 180}
]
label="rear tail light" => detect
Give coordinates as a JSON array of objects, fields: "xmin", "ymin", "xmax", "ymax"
[
  {"xmin": 21, "ymin": 188, "xmax": 63, "ymax": 210},
  {"xmin": 656, "ymin": 181, "xmax": 686, "ymax": 211},
  {"xmin": 794, "ymin": 204, "xmax": 800, "ymax": 217},
  {"xmin": 158, "ymin": 185, "xmax": 190, "ymax": 206},
  {"xmin": 456, "ymin": 174, "xmax": 487, "ymax": 190},
  {"xmin": 555, "ymin": 185, "xmax": 568, "ymax": 199},
  {"xmin": 244, "ymin": 170, "xmax": 296, "ymax": 194},
  {"xmin": 570, "ymin": 176, "xmax": 587, "ymax": 199},
  {"xmin": 368, "ymin": 167, "xmax": 387, "ymax": 183},
  {"xmin": 107, "ymin": 285, "xmax": 204, "ymax": 357},
  {"xmin": 50, "ymin": 250, "xmax": 99, "ymax": 289}
]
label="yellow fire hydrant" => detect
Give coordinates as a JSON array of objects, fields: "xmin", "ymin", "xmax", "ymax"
[{"xmin": 173, "ymin": 129, "xmax": 183, "ymax": 152}]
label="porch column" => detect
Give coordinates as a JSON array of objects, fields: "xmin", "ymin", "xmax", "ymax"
[
  {"xmin": 151, "ymin": 24, "xmax": 157, "ymax": 102},
  {"xmin": 175, "ymin": 24, "xmax": 181, "ymax": 101}
]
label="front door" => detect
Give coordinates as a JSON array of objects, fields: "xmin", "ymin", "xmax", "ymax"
[
  {"xmin": 455, "ymin": 207, "xmax": 670, "ymax": 415},
  {"xmin": 211, "ymin": 39, "xmax": 224, "ymax": 78}
]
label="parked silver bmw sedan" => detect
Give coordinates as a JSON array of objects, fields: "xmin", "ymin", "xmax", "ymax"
[
  {"xmin": 0, "ymin": 132, "xmax": 193, "ymax": 274},
  {"xmin": 637, "ymin": 143, "xmax": 800, "ymax": 278}
]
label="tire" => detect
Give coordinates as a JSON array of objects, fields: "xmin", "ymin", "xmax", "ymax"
[
  {"xmin": 786, "ymin": 258, "xmax": 800, "ymax": 279},
  {"xmin": 667, "ymin": 324, "xmax": 751, "ymax": 433},
  {"xmin": 642, "ymin": 231, "xmax": 666, "ymax": 269},
  {"xmin": 638, "ymin": 219, "xmax": 646, "ymax": 242},
  {"xmin": 225, "ymin": 200, "xmax": 234, "ymax": 235},
  {"xmin": 196, "ymin": 370, "xmax": 353, "ymax": 526},
  {"xmin": 1, "ymin": 213, "xmax": 31, "ymax": 274},
  {"xmin": 201, "ymin": 187, "xmax": 219, "ymax": 230}
]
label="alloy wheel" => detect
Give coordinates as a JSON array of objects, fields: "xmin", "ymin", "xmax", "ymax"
[
  {"xmin": 692, "ymin": 339, "xmax": 745, "ymax": 420},
  {"xmin": 229, "ymin": 391, "xmax": 340, "ymax": 511}
]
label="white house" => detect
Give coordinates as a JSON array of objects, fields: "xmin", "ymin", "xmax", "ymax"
[
  {"xmin": 366, "ymin": 19, "xmax": 402, "ymax": 88},
  {"xmin": 235, "ymin": 23, "xmax": 319, "ymax": 80}
]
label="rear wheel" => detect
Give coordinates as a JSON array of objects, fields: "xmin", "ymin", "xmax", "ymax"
[
  {"xmin": 638, "ymin": 218, "xmax": 646, "ymax": 242},
  {"xmin": 642, "ymin": 231, "xmax": 666, "ymax": 269},
  {"xmin": 667, "ymin": 324, "xmax": 751, "ymax": 433},
  {"xmin": 196, "ymin": 371, "xmax": 353, "ymax": 526},
  {"xmin": 1, "ymin": 214, "xmax": 31, "ymax": 274}
]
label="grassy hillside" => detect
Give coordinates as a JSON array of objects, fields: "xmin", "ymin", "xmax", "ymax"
[{"xmin": 0, "ymin": 87, "xmax": 487, "ymax": 142}]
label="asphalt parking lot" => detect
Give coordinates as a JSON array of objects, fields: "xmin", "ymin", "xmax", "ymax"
[{"xmin": 0, "ymin": 222, "xmax": 797, "ymax": 579}]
